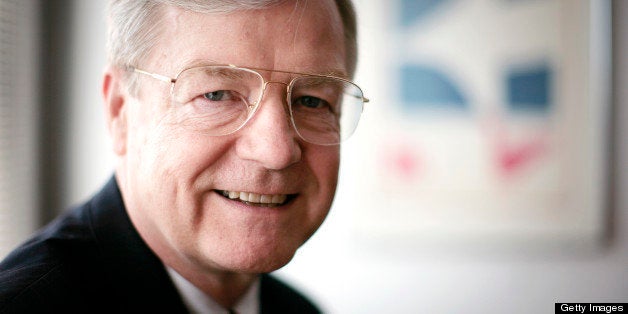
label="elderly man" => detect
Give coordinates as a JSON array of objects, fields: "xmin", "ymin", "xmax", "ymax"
[{"xmin": 0, "ymin": 0, "xmax": 367, "ymax": 313}]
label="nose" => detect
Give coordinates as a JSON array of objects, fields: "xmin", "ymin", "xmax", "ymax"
[{"xmin": 235, "ymin": 83, "xmax": 302, "ymax": 170}]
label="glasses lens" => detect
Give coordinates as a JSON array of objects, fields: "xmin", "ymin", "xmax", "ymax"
[
  {"xmin": 172, "ymin": 66, "xmax": 263, "ymax": 136},
  {"xmin": 289, "ymin": 76, "xmax": 364, "ymax": 145}
]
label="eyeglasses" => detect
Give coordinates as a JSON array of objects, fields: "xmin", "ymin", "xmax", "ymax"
[{"xmin": 129, "ymin": 64, "xmax": 369, "ymax": 145}]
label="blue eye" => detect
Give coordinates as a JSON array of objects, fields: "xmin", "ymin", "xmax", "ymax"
[
  {"xmin": 296, "ymin": 96, "xmax": 327, "ymax": 109},
  {"xmin": 203, "ymin": 90, "xmax": 234, "ymax": 101}
]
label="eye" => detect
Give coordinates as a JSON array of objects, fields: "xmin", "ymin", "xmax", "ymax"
[
  {"xmin": 294, "ymin": 96, "xmax": 329, "ymax": 109},
  {"xmin": 203, "ymin": 90, "xmax": 236, "ymax": 101}
]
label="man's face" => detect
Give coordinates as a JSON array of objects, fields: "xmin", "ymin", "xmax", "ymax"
[{"xmin": 114, "ymin": 0, "xmax": 346, "ymax": 274}]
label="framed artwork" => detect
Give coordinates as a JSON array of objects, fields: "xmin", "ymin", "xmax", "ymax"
[{"xmin": 345, "ymin": 0, "xmax": 611, "ymax": 249}]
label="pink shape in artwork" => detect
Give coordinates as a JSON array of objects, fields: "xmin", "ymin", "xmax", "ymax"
[
  {"xmin": 382, "ymin": 144, "xmax": 422, "ymax": 181},
  {"xmin": 497, "ymin": 136, "xmax": 547, "ymax": 176},
  {"xmin": 482, "ymin": 113, "xmax": 551, "ymax": 178}
]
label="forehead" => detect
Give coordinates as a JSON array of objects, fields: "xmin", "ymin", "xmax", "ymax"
[{"xmin": 149, "ymin": 0, "xmax": 347, "ymax": 77}]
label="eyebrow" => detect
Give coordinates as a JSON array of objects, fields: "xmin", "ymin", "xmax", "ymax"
[
  {"xmin": 201, "ymin": 66, "xmax": 251, "ymax": 80},
  {"xmin": 316, "ymin": 69, "xmax": 350, "ymax": 79},
  {"xmin": 178, "ymin": 59, "xmax": 349, "ymax": 79}
]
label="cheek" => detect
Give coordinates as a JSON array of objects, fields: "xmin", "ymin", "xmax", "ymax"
[
  {"xmin": 128, "ymin": 102, "xmax": 221, "ymax": 179},
  {"xmin": 124, "ymin": 102, "xmax": 198, "ymax": 210},
  {"xmin": 126, "ymin": 122, "xmax": 231, "ymax": 246},
  {"xmin": 317, "ymin": 146, "xmax": 340, "ymax": 180},
  {"xmin": 307, "ymin": 146, "xmax": 340, "ymax": 204}
]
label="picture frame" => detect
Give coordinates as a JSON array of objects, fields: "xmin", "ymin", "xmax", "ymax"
[{"xmin": 344, "ymin": 0, "xmax": 612, "ymax": 251}]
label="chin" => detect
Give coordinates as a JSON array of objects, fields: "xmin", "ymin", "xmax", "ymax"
[
  {"xmin": 249, "ymin": 256, "xmax": 295, "ymax": 274},
  {"xmin": 243, "ymin": 245, "xmax": 299, "ymax": 273},
  {"xmin": 198, "ymin": 241, "xmax": 299, "ymax": 274}
]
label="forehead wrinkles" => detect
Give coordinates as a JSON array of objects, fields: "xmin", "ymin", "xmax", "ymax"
[{"xmin": 150, "ymin": 1, "xmax": 346, "ymax": 74}]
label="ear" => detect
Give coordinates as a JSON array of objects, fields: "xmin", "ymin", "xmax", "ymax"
[{"xmin": 103, "ymin": 65, "xmax": 128, "ymax": 156}]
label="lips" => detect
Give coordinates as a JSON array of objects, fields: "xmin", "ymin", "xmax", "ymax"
[{"xmin": 217, "ymin": 190, "xmax": 293, "ymax": 207}]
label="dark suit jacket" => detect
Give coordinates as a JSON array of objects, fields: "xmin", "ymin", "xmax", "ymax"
[{"xmin": 0, "ymin": 177, "xmax": 320, "ymax": 314}]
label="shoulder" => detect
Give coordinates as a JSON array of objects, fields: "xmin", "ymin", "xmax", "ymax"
[
  {"xmin": 0, "ymin": 203, "xmax": 98, "ymax": 312},
  {"xmin": 260, "ymin": 274, "xmax": 321, "ymax": 314},
  {"xmin": 0, "ymin": 178, "xmax": 187, "ymax": 313}
]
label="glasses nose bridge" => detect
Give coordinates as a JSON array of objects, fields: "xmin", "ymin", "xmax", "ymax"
[
  {"xmin": 258, "ymin": 80, "xmax": 292, "ymax": 109},
  {"xmin": 252, "ymin": 80, "xmax": 293, "ymax": 122},
  {"xmin": 260, "ymin": 80, "xmax": 290, "ymax": 101}
]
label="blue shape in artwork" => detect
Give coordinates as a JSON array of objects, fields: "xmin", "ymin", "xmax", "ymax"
[
  {"xmin": 506, "ymin": 64, "xmax": 552, "ymax": 112},
  {"xmin": 400, "ymin": 0, "xmax": 450, "ymax": 28},
  {"xmin": 400, "ymin": 64, "xmax": 467, "ymax": 111}
]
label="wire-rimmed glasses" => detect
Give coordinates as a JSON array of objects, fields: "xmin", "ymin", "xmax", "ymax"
[{"xmin": 130, "ymin": 64, "xmax": 368, "ymax": 145}]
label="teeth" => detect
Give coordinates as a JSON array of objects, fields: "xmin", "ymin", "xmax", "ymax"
[
  {"xmin": 221, "ymin": 190, "xmax": 288, "ymax": 205},
  {"xmin": 271, "ymin": 195, "xmax": 284, "ymax": 203}
]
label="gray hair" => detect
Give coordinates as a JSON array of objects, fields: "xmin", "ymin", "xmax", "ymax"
[{"xmin": 107, "ymin": 0, "xmax": 358, "ymax": 81}]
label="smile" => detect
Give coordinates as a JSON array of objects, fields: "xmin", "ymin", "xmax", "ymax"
[{"xmin": 218, "ymin": 190, "xmax": 293, "ymax": 207}]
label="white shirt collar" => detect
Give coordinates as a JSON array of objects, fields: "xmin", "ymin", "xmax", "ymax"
[{"xmin": 166, "ymin": 267, "xmax": 260, "ymax": 314}]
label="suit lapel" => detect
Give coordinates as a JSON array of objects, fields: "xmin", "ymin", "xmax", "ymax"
[{"xmin": 87, "ymin": 177, "xmax": 189, "ymax": 312}]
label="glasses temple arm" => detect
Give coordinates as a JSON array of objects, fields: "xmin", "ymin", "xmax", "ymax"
[{"xmin": 131, "ymin": 67, "xmax": 175, "ymax": 83}]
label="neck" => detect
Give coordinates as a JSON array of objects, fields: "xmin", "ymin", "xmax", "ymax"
[
  {"xmin": 181, "ymin": 266, "xmax": 258, "ymax": 309},
  {"xmin": 167, "ymin": 264, "xmax": 260, "ymax": 311},
  {"xmin": 147, "ymin": 235, "xmax": 258, "ymax": 308},
  {"xmin": 153, "ymin": 241, "xmax": 258, "ymax": 308}
]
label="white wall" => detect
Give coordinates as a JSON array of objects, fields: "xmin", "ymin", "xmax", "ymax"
[
  {"xmin": 64, "ymin": 1, "xmax": 627, "ymax": 313},
  {"xmin": 62, "ymin": 0, "xmax": 113, "ymax": 207}
]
